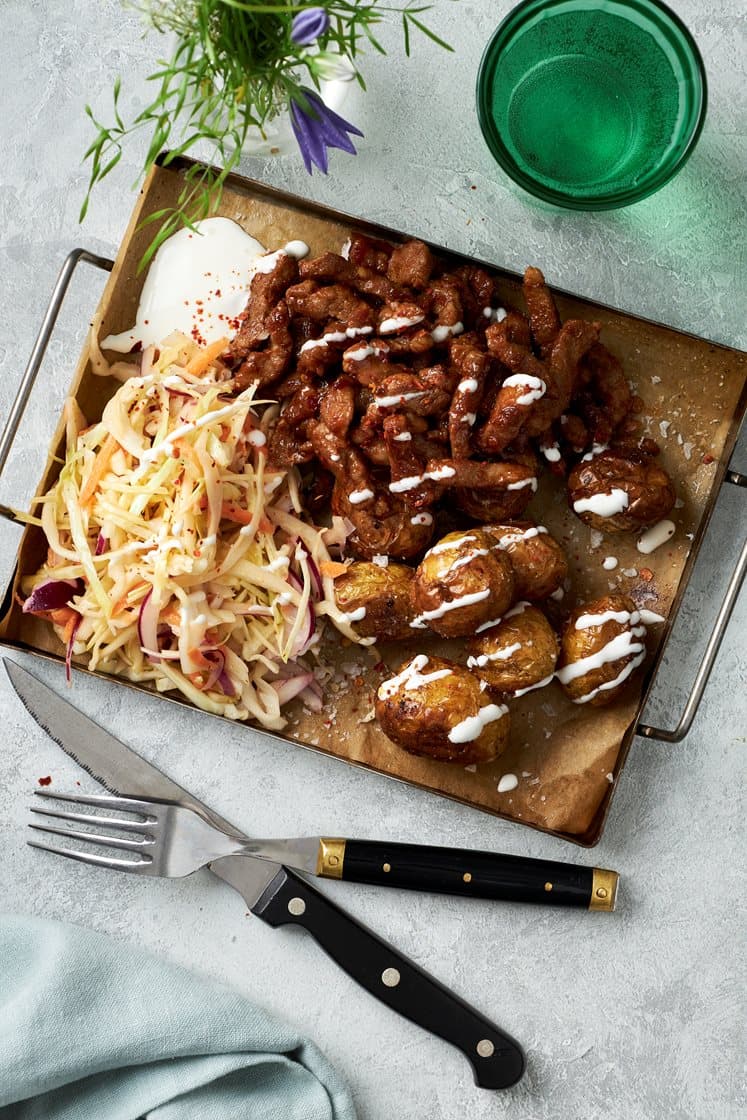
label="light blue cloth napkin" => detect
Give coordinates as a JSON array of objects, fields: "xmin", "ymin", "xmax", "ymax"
[{"xmin": 0, "ymin": 913, "xmax": 356, "ymax": 1119}]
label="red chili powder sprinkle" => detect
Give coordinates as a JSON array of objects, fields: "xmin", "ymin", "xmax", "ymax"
[{"xmin": 37, "ymin": 775, "xmax": 52, "ymax": 787}]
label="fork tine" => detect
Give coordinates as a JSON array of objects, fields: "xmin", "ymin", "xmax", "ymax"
[
  {"xmin": 29, "ymin": 806, "xmax": 150, "ymax": 833},
  {"xmin": 33, "ymin": 789, "xmax": 159, "ymax": 817},
  {"xmin": 28, "ymin": 822, "xmax": 153, "ymax": 853},
  {"xmin": 27, "ymin": 838, "xmax": 151, "ymax": 872}
]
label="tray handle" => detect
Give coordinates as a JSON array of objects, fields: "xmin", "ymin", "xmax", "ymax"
[
  {"xmin": 0, "ymin": 249, "xmax": 114, "ymax": 481},
  {"xmin": 637, "ymin": 469, "xmax": 746, "ymax": 743}
]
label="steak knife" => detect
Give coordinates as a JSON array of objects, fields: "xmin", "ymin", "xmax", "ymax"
[{"xmin": 5, "ymin": 659, "xmax": 525, "ymax": 1090}]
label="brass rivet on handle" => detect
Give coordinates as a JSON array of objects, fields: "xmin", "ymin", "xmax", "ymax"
[
  {"xmin": 544, "ymin": 882, "xmax": 553, "ymax": 892},
  {"xmin": 596, "ymin": 887, "xmax": 608, "ymax": 899},
  {"xmin": 463, "ymin": 872, "xmax": 472, "ymax": 883},
  {"xmin": 476, "ymin": 1039, "xmax": 495, "ymax": 1058},
  {"xmin": 288, "ymin": 897, "xmax": 306, "ymax": 916},
  {"xmin": 381, "ymin": 967, "xmax": 400, "ymax": 987},
  {"xmin": 329, "ymin": 854, "xmax": 339, "ymax": 867},
  {"xmin": 383, "ymin": 862, "xmax": 391, "ymax": 873}
]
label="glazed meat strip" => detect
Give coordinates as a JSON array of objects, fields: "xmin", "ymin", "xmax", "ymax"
[
  {"xmin": 227, "ymin": 253, "xmax": 298, "ymax": 360},
  {"xmin": 523, "ymin": 266, "xmax": 561, "ymax": 357},
  {"xmin": 221, "ymin": 232, "xmax": 672, "ymax": 540}
]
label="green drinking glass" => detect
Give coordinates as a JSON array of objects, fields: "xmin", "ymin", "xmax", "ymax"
[{"xmin": 476, "ymin": 0, "xmax": 707, "ymax": 209}]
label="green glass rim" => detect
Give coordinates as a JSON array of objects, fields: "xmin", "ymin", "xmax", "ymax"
[{"xmin": 475, "ymin": 0, "xmax": 708, "ymax": 210}]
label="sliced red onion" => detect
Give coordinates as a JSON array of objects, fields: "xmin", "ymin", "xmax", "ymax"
[
  {"xmin": 23, "ymin": 578, "xmax": 83, "ymax": 614},
  {"xmin": 95, "ymin": 533, "xmax": 108, "ymax": 556},
  {"xmin": 200, "ymin": 649, "xmax": 225, "ymax": 693},
  {"xmin": 137, "ymin": 589, "xmax": 161, "ymax": 663},
  {"xmin": 299, "ymin": 678, "xmax": 324, "ymax": 712},
  {"xmin": 65, "ymin": 616, "xmax": 82, "ymax": 685},
  {"xmin": 217, "ymin": 665, "xmax": 236, "ymax": 697},
  {"xmin": 292, "ymin": 540, "xmax": 324, "ymax": 602},
  {"xmin": 270, "ymin": 671, "xmax": 315, "ymax": 706},
  {"xmin": 282, "ymin": 571, "xmax": 316, "ymax": 657}
]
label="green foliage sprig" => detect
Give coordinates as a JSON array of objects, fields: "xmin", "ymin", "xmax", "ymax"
[{"xmin": 82, "ymin": 1, "xmax": 453, "ymax": 270}]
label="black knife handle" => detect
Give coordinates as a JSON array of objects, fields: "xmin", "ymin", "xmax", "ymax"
[
  {"xmin": 252, "ymin": 866, "xmax": 525, "ymax": 1090},
  {"xmin": 335, "ymin": 840, "xmax": 616, "ymax": 910}
]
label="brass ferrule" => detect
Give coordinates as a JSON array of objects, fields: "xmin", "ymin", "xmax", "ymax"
[
  {"xmin": 317, "ymin": 837, "xmax": 346, "ymax": 879},
  {"xmin": 589, "ymin": 868, "xmax": 619, "ymax": 911}
]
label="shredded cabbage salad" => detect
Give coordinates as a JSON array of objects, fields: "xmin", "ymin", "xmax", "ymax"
[{"xmin": 22, "ymin": 333, "xmax": 363, "ymax": 729}]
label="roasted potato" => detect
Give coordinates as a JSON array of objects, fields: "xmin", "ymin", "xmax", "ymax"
[
  {"xmin": 557, "ymin": 594, "xmax": 647, "ymax": 706},
  {"xmin": 484, "ymin": 521, "xmax": 568, "ymax": 601},
  {"xmin": 466, "ymin": 603, "xmax": 559, "ymax": 694},
  {"xmin": 412, "ymin": 529, "xmax": 514, "ymax": 638},
  {"xmin": 568, "ymin": 450, "xmax": 676, "ymax": 532},
  {"xmin": 334, "ymin": 561, "xmax": 416, "ymax": 641},
  {"xmin": 375, "ymin": 654, "xmax": 510, "ymax": 764},
  {"xmin": 456, "ymin": 483, "xmax": 535, "ymax": 523}
]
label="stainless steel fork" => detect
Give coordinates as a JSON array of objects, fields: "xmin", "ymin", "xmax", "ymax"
[
  {"xmin": 29, "ymin": 789, "xmax": 617, "ymax": 909},
  {"xmin": 29, "ymin": 790, "xmax": 320, "ymax": 878}
]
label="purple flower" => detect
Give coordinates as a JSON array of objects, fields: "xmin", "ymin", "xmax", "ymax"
[
  {"xmin": 291, "ymin": 7, "xmax": 330, "ymax": 46},
  {"xmin": 289, "ymin": 88, "xmax": 364, "ymax": 174}
]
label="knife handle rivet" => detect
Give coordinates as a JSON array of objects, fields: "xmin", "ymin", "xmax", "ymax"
[
  {"xmin": 596, "ymin": 887, "xmax": 608, "ymax": 899},
  {"xmin": 329, "ymin": 854, "xmax": 339, "ymax": 867},
  {"xmin": 476, "ymin": 1039, "xmax": 495, "ymax": 1059},
  {"xmin": 382, "ymin": 862, "xmax": 391, "ymax": 873},
  {"xmin": 544, "ymin": 882, "xmax": 553, "ymax": 892},
  {"xmin": 288, "ymin": 897, "xmax": 306, "ymax": 916},
  {"xmin": 463, "ymin": 872, "xmax": 472, "ymax": 883},
  {"xmin": 381, "ymin": 967, "xmax": 400, "ymax": 988}
]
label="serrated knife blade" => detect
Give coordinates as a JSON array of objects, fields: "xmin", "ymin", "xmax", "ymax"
[{"xmin": 4, "ymin": 658, "xmax": 280, "ymax": 905}]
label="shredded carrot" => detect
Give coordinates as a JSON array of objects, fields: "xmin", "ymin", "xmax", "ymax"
[
  {"xmin": 220, "ymin": 501, "xmax": 272, "ymax": 534},
  {"xmin": 186, "ymin": 336, "xmax": 229, "ymax": 377},
  {"xmin": 111, "ymin": 580, "xmax": 149, "ymax": 618},
  {"xmin": 79, "ymin": 434, "xmax": 119, "ymax": 507},
  {"xmin": 47, "ymin": 607, "xmax": 80, "ymax": 644},
  {"xmin": 320, "ymin": 561, "xmax": 349, "ymax": 579}
]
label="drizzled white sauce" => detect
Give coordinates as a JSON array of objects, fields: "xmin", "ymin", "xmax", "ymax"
[
  {"xmin": 463, "ymin": 412, "xmax": 477, "ymax": 426},
  {"xmin": 379, "ymin": 314, "xmax": 425, "ymax": 334},
  {"xmin": 445, "ymin": 548, "xmax": 489, "ymax": 573},
  {"xmin": 345, "ymin": 342, "xmax": 388, "ymax": 362},
  {"xmin": 410, "ymin": 512, "xmax": 433, "ymax": 526},
  {"xmin": 638, "ymin": 609, "xmax": 665, "ymax": 624},
  {"xmin": 573, "ymin": 489, "xmax": 629, "ymax": 518},
  {"xmin": 502, "ymin": 374, "xmax": 547, "ymax": 406},
  {"xmin": 602, "ymin": 556, "xmax": 618, "ymax": 571},
  {"xmin": 101, "ymin": 218, "xmax": 268, "ymax": 353},
  {"xmin": 377, "ymin": 654, "xmax": 452, "ymax": 700},
  {"xmin": 448, "ymin": 703, "xmax": 508, "ymax": 744},
  {"xmin": 300, "ymin": 325, "xmax": 373, "ymax": 353},
  {"xmin": 283, "ymin": 240, "xmax": 309, "ymax": 259},
  {"xmin": 571, "ymin": 651, "xmax": 646, "ymax": 704},
  {"xmin": 428, "ymin": 534, "xmax": 476, "ymax": 556},
  {"xmin": 636, "ymin": 519, "xmax": 675, "ymax": 554},
  {"xmin": 248, "ymin": 429, "xmax": 266, "ymax": 447},
  {"xmin": 372, "ymin": 554, "xmax": 389, "ymax": 568},
  {"xmin": 493, "ymin": 525, "xmax": 548, "ymax": 550},
  {"xmin": 457, "ymin": 378, "xmax": 479, "ymax": 394},
  {"xmin": 556, "ymin": 628, "xmax": 646, "ymax": 692},
  {"xmin": 475, "ymin": 616, "xmax": 503, "ymax": 634},
  {"xmin": 483, "ymin": 307, "xmax": 508, "ymax": 323},
  {"xmin": 512, "ymin": 673, "xmax": 555, "ymax": 698},
  {"xmin": 541, "ymin": 443, "xmax": 562, "ymax": 462},
  {"xmin": 410, "ymin": 588, "xmax": 491, "ymax": 628},
  {"xmin": 467, "ymin": 642, "xmax": 522, "ymax": 668},
  {"xmin": 504, "ymin": 601, "xmax": 529, "ymax": 619},
  {"xmin": 392, "ymin": 431, "xmax": 412, "ymax": 442},
  {"xmin": 507, "ymin": 477, "xmax": 538, "ymax": 492},
  {"xmin": 342, "ymin": 606, "xmax": 367, "ymax": 623},
  {"xmin": 266, "ymin": 555, "xmax": 289, "ymax": 572},
  {"xmin": 349, "ymin": 488, "xmax": 374, "ymax": 505},
  {"xmin": 139, "ymin": 400, "xmax": 242, "ymax": 463},
  {"xmin": 581, "ymin": 442, "xmax": 609, "ymax": 462},
  {"xmin": 497, "ymin": 772, "xmax": 518, "ymax": 793},
  {"xmin": 389, "ymin": 464, "xmax": 455, "ymax": 493},
  {"xmin": 575, "ymin": 608, "xmax": 638, "ymax": 630},
  {"xmin": 375, "ymin": 391, "xmax": 427, "ymax": 410},
  {"xmin": 431, "ymin": 321, "xmax": 464, "ymax": 343}
]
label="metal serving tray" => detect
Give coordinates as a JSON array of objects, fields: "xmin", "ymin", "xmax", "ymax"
[{"xmin": 1, "ymin": 154, "xmax": 744, "ymax": 845}]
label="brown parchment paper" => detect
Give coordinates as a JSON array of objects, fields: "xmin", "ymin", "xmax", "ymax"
[{"xmin": 2, "ymin": 157, "xmax": 745, "ymax": 845}]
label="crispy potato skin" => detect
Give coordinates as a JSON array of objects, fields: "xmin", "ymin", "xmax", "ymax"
[
  {"xmin": 467, "ymin": 605, "xmax": 559, "ymax": 693},
  {"xmin": 568, "ymin": 450, "xmax": 676, "ymax": 532},
  {"xmin": 413, "ymin": 530, "xmax": 514, "ymax": 638},
  {"xmin": 375, "ymin": 655, "xmax": 510, "ymax": 764},
  {"xmin": 334, "ymin": 562, "xmax": 416, "ymax": 641},
  {"xmin": 558, "ymin": 594, "xmax": 646, "ymax": 706},
  {"xmin": 484, "ymin": 521, "xmax": 568, "ymax": 601}
]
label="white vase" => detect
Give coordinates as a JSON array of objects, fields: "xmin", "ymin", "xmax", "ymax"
[{"xmin": 242, "ymin": 75, "xmax": 353, "ymax": 158}]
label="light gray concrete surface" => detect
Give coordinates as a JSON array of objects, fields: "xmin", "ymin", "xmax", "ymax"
[{"xmin": 1, "ymin": 2, "xmax": 745, "ymax": 1117}]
